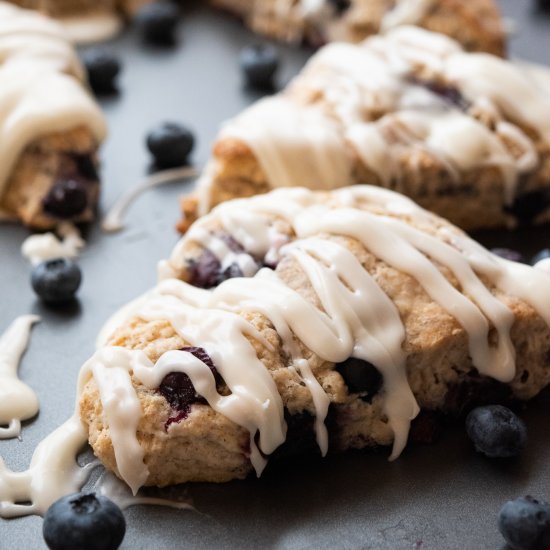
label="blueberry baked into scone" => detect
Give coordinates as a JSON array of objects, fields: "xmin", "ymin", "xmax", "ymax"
[
  {"xmin": 0, "ymin": 2, "xmax": 106, "ymax": 229},
  {"xmin": 179, "ymin": 26, "xmax": 550, "ymax": 234},
  {"xmin": 212, "ymin": 0, "xmax": 505, "ymax": 55},
  {"xmin": 79, "ymin": 186, "xmax": 550, "ymax": 488}
]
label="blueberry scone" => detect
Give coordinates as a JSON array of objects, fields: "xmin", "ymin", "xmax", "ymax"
[
  {"xmin": 179, "ymin": 26, "xmax": 550, "ymax": 234},
  {"xmin": 212, "ymin": 0, "xmax": 505, "ymax": 55},
  {"xmin": 80, "ymin": 186, "xmax": 550, "ymax": 489},
  {"xmin": 0, "ymin": 3, "xmax": 106, "ymax": 229}
]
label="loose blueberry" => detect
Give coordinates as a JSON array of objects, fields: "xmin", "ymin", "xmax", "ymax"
[
  {"xmin": 335, "ymin": 357, "xmax": 383, "ymax": 401},
  {"xmin": 498, "ymin": 496, "xmax": 550, "ymax": 550},
  {"xmin": 135, "ymin": 1, "xmax": 180, "ymax": 45},
  {"xmin": 240, "ymin": 44, "xmax": 280, "ymax": 89},
  {"xmin": 531, "ymin": 248, "xmax": 550, "ymax": 266},
  {"xmin": 31, "ymin": 258, "xmax": 82, "ymax": 304},
  {"xmin": 491, "ymin": 248, "xmax": 526, "ymax": 263},
  {"xmin": 146, "ymin": 122, "xmax": 195, "ymax": 168},
  {"xmin": 43, "ymin": 492, "xmax": 125, "ymax": 550},
  {"xmin": 159, "ymin": 346, "xmax": 221, "ymax": 428},
  {"xmin": 81, "ymin": 47, "xmax": 121, "ymax": 94},
  {"xmin": 465, "ymin": 405, "xmax": 527, "ymax": 458},
  {"xmin": 43, "ymin": 179, "xmax": 88, "ymax": 219}
]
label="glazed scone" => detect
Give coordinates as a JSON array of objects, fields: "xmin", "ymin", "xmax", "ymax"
[
  {"xmin": 211, "ymin": 0, "xmax": 505, "ymax": 55},
  {"xmin": 80, "ymin": 186, "xmax": 550, "ymax": 489},
  {"xmin": 0, "ymin": 3, "xmax": 106, "ymax": 229},
  {"xmin": 179, "ymin": 26, "xmax": 550, "ymax": 234}
]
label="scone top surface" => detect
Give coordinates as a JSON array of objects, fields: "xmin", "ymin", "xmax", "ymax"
[
  {"xmin": 81, "ymin": 185, "xmax": 550, "ymax": 490},
  {"xmin": 187, "ymin": 26, "xmax": 550, "ymax": 232}
]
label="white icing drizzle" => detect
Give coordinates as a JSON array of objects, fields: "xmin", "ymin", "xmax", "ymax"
[
  {"xmin": 380, "ymin": 0, "xmax": 433, "ymax": 32},
  {"xmin": 200, "ymin": 27, "xmax": 550, "ymax": 211},
  {"xmin": 4, "ymin": 185, "xmax": 550, "ymax": 516},
  {"xmin": 57, "ymin": 13, "xmax": 123, "ymax": 45},
  {"xmin": 102, "ymin": 166, "xmax": 199, "ymax": 233},
  {"xmin": 0, "ymin": 315, "xmax": 40, "ymax": 440},
  {"xmin": 21, "ymin": 222, "xmax": 84, "ymax": 265},
  {"xmin": 0, "ymin": 2, "xmax": 106, "ymax": 203}
]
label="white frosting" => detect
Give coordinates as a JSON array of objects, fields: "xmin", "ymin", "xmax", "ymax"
[
  {"xmin": 198, "ymin": 27, "xmax": 550, "ymax": 212},
  {"xmin": 534, "ymin": 258, "xmax": 550, "ymax": 276},
  {"xmin": 21, "ymin": 222, "xmax": 84, "ymax": 265},
  {"xmin": 0, "ymin": 315, "xmax": 40, "ymax": 440},
  {"xmin": 102, "ymin": 166, "xmax": 199, "ymax": 233},
  {"xmin": 3, "ymin": 185, "xmax": 550, "ymax": 516},
  {"xmin": 0, "ymin": 2, "xmax": 106, "ymax": 202},
  {"xmin": 58, "ymin": 13, "xmax": 123, "ymax": 45}
]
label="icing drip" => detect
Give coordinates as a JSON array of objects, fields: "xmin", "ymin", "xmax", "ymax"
[
  {"xmin": 0, "ymin": 315, "xmax": 40, "ymax": 439},
  {"xmin": 21, "ymin": 222, "xmax": 84, "ymax": 265},
  {"xmin": 57, "ymin": 13, "xmax": 123, "ymax": 45},
  {"xmin": 202, "ymin": 26, "xmax": 550, "ymax": 210},
  {"xmin": 0, "ymin": 3, "xmax": 106, "ymax": 203}
]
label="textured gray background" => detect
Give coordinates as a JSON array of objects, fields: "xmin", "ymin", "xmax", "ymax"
[{"xmin": 1, "ymin": 1, "xmax": 550, "ymax": 548}]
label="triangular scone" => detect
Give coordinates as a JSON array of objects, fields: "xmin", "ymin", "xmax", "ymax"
[
  {"xmin": 80, "ymin": 186, "xmax": 550, "ymax": 489},
  {"xmin": 179, "ymin": 26, "xmax": 550, "ymax": 233},
  {"xmin": 0, "ymin": 3, "xmax": 106, "ymax": 228},
  {"xmin": 211, "ymin": 0, "xmax": 504, "ymax": 55}
]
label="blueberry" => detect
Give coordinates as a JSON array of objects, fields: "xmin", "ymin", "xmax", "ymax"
[
  {"xmin": 187, "ymin": 250, "xmax": 221, "ymax": 289},
  {"xmin": 491, "ymin": 248, "xmax": 526, "ymax": 263},
  {"xmin": 335, "ymin": 358, "xmax": 383, "ymax": 401},
  {"xmin": 498, "ymin": 496, "xmax": 550, "ymax": 550},
  {"xmin": 146, "ymin": 122, "xmax": 195, "ymax": 168},
  {"xmin": 43, "ymin": 179, "xmax": 88, "ymax": 219},
  {"xmin": 531, "ymin": 248, "xmax": 550, "ymax": 266},
  {"xmin": 81, "ymin": 47, "xmax": 121, "ymax": 94},
  {"xmin": 159, "ymin": 347, "xmax": 220, "ymax": 428},
  {"xmin": 239, "ymin": 44, "xmax": 279, "ymax": 89},
  {"xmin": 43, "ymin": 492, "xmax": 125, "ymax": 550},
  {"xmin": 135, "ymin": 1, "xmax": 179, "ymax": 45},
  {"xmin": 327, "ymin": 0, "xmax": 351, "ymax": 14},
  {"xmin": 31, "ymin": 258, "xmax": 82, "ymax": 304},
  {"xmin": 465, "ymin": 405, "xmax": 527, "ymax": 458}
]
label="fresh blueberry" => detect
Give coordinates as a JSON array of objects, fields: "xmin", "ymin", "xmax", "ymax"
[
  {"xmin": 240, "ymin": 44, "xmax": 280, "ymax": 89},
  {"xmin": 146, "ymin": 122, "xmax": 195, "ymax": 168},
  {"xmin": 465, "ymin": 405, "xmax": 527, "ymax": 458},
  {"xmin": 81, "ymin": 47, "xmax": 121, "ymax": 94},
  {"xmin": 43, "ymin": 179, "xmax": 88, "ymax": 219},
  {"xmin": 531, "ymin": 248, "xmax": 550, "ymax": 266},
  {"xmin": 491, "ymin": 248, "xmax": 526, "ymax": 263},
  {"xmin": 498, "ymin": 496, "xmax": 550, "ymax": 550},
  {"xmin": 31, "ymin": 258, "xmax": 82, "ymax": 304},
  {"xmin": 327, "ymin": 0, "xmax": 351, "ymax": 14},
  {"xmin": 335, "ymin": 357, "xmax": 383, "ymax": 401},
  {"xmin": 135, "ymin": 1, "xmax": 180, "ymax": 45},
  {"xmin": 159, "ymin": 347, "xmax": 221, "ymax": 428},
  {"xmin": 43, "ymin": 492, "xmax": 125, "ymax": 550}
]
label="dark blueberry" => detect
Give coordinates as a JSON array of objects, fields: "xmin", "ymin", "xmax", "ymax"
[
  {"xmin": 217, "ymin": 262, "xmax": 244, "ymax": 284},
  {"xmin": 43, "ymin": 492, "xmax": 125, "ymax": 550},
  {"xmin": 43, "ymin": 179, "xmax": 88, "ymax": 219},
  {"xmin": 81, "ymin": 47, "xmax": 121, "ymax": 94},
  {"xmin": 187, "ymin": 250, "xmax": 221, "ymax": 289},
  {"xmin": 146, "ymin": 122, "xmax": 195, "ymax": 168},
  {"xmin": 335, "ymin": 357, "xmax": 383, "ymax": 401},
  {"xmin": 531, "ymin": 248, "xmax": 550, "ymax": 266},
  {"xmin": 535, "ymin": 0, "xmax": 550, "ymax": 12},
  {"xmin": 72, "ymin": 154, "xmax": 99, "ymax": 182},
  {"xmin": 491, "ymin": 248, "xmax": 526, "ymax": 263},
  {"xmin": 498, "ymin": 496, "xmax": 550, "ymax": 550},
  {"xmin": 239, "ymin": 44, "xmax": 280, "ymax": 89},
  {"xmin": 410, "ymin": 76, "xmax": 468, "ymax": 110},
  {"xmin": 327, "ymin": 0, "xmax": 351, "ymax": 14},
  {"xmin": 135, "ymin": 1, "xmax": 180, "ymax": 45},
  {"xmin": 465, "ymin": 405, "xmax": 527, "ymax": 458},
  {"xmin": 31, "ymin": 259, "xmax": 82, "ymax": 304},
  {"xmin": 508, "ymin": 189, "xmax": 550, "ymax": 224},
  {"xmin": 158, "ymin": 346, "xmax": 221, "ymax": 428}
]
